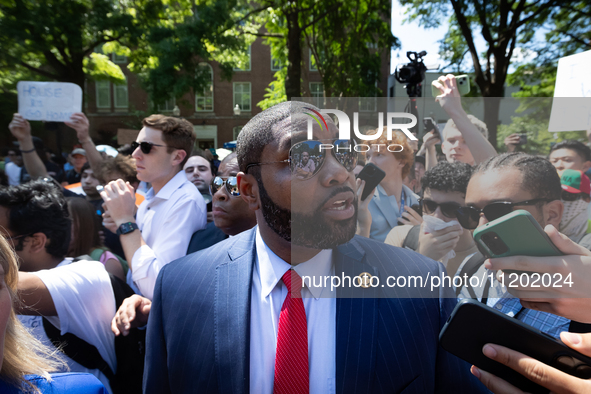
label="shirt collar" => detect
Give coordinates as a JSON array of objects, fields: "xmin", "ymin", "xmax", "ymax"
[
  {"xmin": 146, "ymin": 170, "xmax": 188, "ymax": 201},
  {"xmin": 256, "ymin": 228, "xmax": 333, "ymax": 300}
]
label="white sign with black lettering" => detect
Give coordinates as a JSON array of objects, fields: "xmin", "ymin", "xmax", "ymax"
[
  {"xmin": 17, "ymin": 81, "xmax": 82, "ymax": 122},
  {"xmin": 549, "ymin": 49, "xmax": 591, "ymax": 132}
]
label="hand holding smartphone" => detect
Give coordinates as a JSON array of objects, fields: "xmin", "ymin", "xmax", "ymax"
[
  {"xmin": 432, "ymin": 74, "xmax": 471, "ymax": 97},
  {"xmin": 356, "ymin": 163, "xmax": 386, "ymax": 201}
]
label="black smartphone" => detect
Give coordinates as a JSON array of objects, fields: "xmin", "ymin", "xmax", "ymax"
[
  {"xmin": 518, "ymin": 133, "xmax": 527, "ymax": 145},
  {"xmin": 423, "ymin": 117, "xmax": 440, "ymax": 141},
  {"xmin": 440, "ymin": 299, "xmax": 591, "ymax": 394},
  {"xmin": 356, "ymin": 163, "xmax": 386, "ymax": 201}
]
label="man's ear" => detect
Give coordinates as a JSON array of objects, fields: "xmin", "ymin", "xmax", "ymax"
[
  {"xmin": 544, "ymin": 199, "xmax": 564, "ymax": 228},
  {"xmin": 171, "ymin": 149, "xmax": 187, "ymax": 168},
  {"xmin": 583, "ymin": 161, "xmax": 591, "ymax": 172},
  {"xmin": 28, "ymin": 232, "xmax": 48, "ymax": 254},
  {"xmin": 237, "ymin": 172, "xmax": 260, "ymax": 211}
]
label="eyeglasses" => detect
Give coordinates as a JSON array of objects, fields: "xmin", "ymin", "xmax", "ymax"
[
  {"xmin": 210, "ymin": 176, "xmax": 239, "ymax": 196},
  {"xmin": 456, "ymin": 198, "xmax": 550, "ymax": 229},
  {"xmin": 131, "ymin": 141, "xmax": 168, "ymax": 154},
  {"xmin": 245, "ymin": 139, "xmax": 357, "ymax": 180},
  {"xmin": 422, "ymin": 199, "xmax": 463, "ymax": 220}
]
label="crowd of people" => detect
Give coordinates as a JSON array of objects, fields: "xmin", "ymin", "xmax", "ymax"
[{"xmin": 0, "ymin": 73, "xmax": 590, "ymax": 393}]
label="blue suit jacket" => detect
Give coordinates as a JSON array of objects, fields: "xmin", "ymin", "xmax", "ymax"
[{"xmin": 144, "ymin": 228, "xmax": 487, "ymax": 394}]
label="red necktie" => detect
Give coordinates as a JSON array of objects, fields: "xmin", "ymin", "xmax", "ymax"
[{"xmin": 273, "ymin": 269, "xmax": 309, "ymax": 394}]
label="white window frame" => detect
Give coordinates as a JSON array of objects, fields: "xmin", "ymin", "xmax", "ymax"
[
  {"xmin": 271, "ymin": 54, "xmax": 282, "ymax": 71},
  {"xmin": 233, "ymin": 82, "xmax": 251, "ymax": 112},
  {"xmin": 233, "ymin": 45, "xmax": 251, "ymax": 71},
  {"xmin": 95, "ymin": 80, "xmax": 111, "ymax": 109},
  {"xmin": 233, "ymin": 126, "xmax": 243, "ymax": 140},
  {"xmin": 157, "ymin": 97, "xmax": 176, "ymax": 112},
  {"xmin": 112, "ymin": 53, "xmax": 127, "ymax": 64},
  {"xmin": 113, "ymin": 79, "xmax": 128, "ymax": 109},
  {"xmin": 195, "ymin": 62, "xmax": 214, "ymax": 112},
  {"xmin": 309, "ymin": 82, "xmax": 324, "ymax": 108}
]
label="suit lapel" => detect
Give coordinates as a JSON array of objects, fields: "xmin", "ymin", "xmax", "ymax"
[
  {"xmin": 334, "ymin": 238, "xmax": 379, "ymax": 394},
  {"xmin": 373, "ymin": 186, "xmax": 399, "ymax": 229},
  {"xmin": 215, "ymin": 230, "xmax": 256, "ymax": 394}
]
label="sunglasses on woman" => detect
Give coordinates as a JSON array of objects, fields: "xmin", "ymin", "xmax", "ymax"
[
  {"xmin": 210, "ymin": 176, "xmax": 240, "ymax": 196},
  {"xmin": 131, "ymin": 141, "xmax": 168, "ymax": 154},
  {"xmin": 455, "ymin": 198, "xmax": 550, "ymax": 230},
  {"xmin": 245, "ymin": 139, "xmax": 357, "ymax": 180},
  {"xmin": 421, "ymin": 199, "xmax": 464, "ymax": 220}
]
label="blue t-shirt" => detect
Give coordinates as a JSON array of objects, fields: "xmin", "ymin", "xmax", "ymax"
[{"xmin": 0, "ymin": 373, "xmax": 107, "ymax": 393}]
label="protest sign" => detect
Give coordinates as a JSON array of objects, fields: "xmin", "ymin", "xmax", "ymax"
[
  {"xmin": 549, "ymin": 49, "xmax": 591, "ymax": 132},
  {"xmin": 17, "ymin": 81, "xmax": 82, "ymax": 122}
]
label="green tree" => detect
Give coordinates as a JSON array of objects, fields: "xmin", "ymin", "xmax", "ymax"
[{"xmin": 399, "ymin": 0, "xmax": 561, "ymax": 147}]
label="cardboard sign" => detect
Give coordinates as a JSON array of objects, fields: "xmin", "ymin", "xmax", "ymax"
[
  {"xmin": 17, "ymin": 81, "xmax": 82, "ymax": 122},
  {"xmin": 117, "ymin": 128, "xmax": 140, "ymax": 145},
  {"xmin": 549, "ymin": 49, "xmax": 591, "ymax": 132}
]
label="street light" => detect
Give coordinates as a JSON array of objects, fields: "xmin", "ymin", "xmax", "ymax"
[
  {"xmin": 233, "ymin": 104, "xmax": 241, "ymax": 116},
  {"xmin": 172, "ymin": 105, "xmax": 181, "ymax": 117}
]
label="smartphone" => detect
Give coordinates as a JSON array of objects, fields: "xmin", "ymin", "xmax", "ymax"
[
  {"xmin": 473, "ymin": 210, "xmax": 561, "ymax": 259},
  {"xmin": 356, "ymin": 163, "xmax": 386, "ymax": 201},
  {"xmin": 518, "ymin": 133, "xmax": 528, "ymax": 145},
  {"xmin": 422, "ymin": 117, "xmax": 440, "ymax": 141},
  {"xmin": 440, "ymin": 299, "xmax": 591, "ymax": 394},
  {"xmin": 431, "ymin": 74, "xmax": 471, "ymax": 97}
]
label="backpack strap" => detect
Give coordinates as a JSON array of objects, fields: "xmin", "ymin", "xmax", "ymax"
[
  {"xmin": 455, "ymin": 251, "xmax": 486, "ymax": 297},
  {"xmin": 402, "ymin": 225, "xmax": 421, "ymax": 251}
]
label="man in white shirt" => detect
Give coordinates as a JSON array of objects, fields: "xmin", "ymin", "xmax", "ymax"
[
  {"xmin": 101, "ymin": 114, "xmax": 206, "ymax": 300},
  {"xmin": 0, "ymin": 179, "xmax": 116, "ymax": 392},
  {"xmin": 4, "ymin": 149, "xmax": 23, "ymax": 185},
  {"xmin": 143, "ymin": 102, "xmax": 487, "ymax": 393}
]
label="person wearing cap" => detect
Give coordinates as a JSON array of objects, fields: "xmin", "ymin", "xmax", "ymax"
[
  {"xmin": 559, "ymin": 169, "xmax": 591, "ymax": 247},
  {"xmin": 64, "ymin": 148, "xmax": 88, "ymax": 185}
]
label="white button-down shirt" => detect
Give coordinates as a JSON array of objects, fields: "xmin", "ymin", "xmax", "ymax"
[
  {"xmin": 250, "ymin": 227, "xmax": 336, "ymax": 394},
  {"xmin": 131, "ymin": 170, "xmax": 206, "ymax": 299}
]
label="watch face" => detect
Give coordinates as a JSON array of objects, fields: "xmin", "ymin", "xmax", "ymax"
[{"xmin": 118, "ymin": 222, "xmax": 138, "ymax": 235}]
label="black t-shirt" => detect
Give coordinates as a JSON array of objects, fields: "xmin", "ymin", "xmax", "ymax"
[
  {"xmin": 87, "ymin": 198, "xmax": 126, "ymax": 258},
  {"xmin": 20, "ymin": 161, "xmax": 64, "ymax": 184},
  {"xmin": 65, "ymin": 168, "xmax": 82, "ymax": 185}
]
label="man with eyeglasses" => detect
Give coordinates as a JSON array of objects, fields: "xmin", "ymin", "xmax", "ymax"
[
  {"xmin": 101, "ymin": 114, "xmax": 206, "ymax": 300},
  {"xmin": 142, "ymin": 102, "xmax": 486, "ymax": 393},
  {"xmin": 386, "ymin": 162, "xmax": 477, "ymax": 276}
]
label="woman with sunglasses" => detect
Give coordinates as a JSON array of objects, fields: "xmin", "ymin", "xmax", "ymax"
[{"xmin": 359, "ymin": 128, "xmax": 419, "ymax": 242}]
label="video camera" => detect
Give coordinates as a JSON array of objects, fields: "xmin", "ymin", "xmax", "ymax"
[{"xmin": 395, "ymin": 51, "xmax": 427, "ymax": 86}]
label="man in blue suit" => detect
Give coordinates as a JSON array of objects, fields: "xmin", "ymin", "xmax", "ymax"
[{"xmin": 144, "ymin": 102, "xmax": 487, "ymax": 393}]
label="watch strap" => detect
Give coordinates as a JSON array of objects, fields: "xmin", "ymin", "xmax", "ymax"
[{"xmin": 116, "ymin": 222, "xmax": 139, "ymax": 236}]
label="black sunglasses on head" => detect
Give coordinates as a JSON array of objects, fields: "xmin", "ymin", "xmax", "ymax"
[
  {"xmin": 456, "ymin": 198, "xmax": 550, "ymax": 230},
  {"xmin": 245, "ymin": 139, "xmax": 357, "ymax": 180},
  {"xmin": 131, "ymin": 141, "xmax": 168, "ymax": 154},
  {"xmin": 210, "ymin": 176, "xmax": 239, "ymax": 196}
]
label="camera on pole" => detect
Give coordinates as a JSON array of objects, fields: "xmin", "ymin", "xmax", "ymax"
[{"xmin": 394, "ymin": 51, "xmax": 428, "ymax": 98}]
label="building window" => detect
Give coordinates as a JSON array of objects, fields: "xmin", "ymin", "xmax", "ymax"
[
  {"xmin": 233, "ymin": 126, "xmax": 243, "ymax": 140},
  {"xmin": 112, "ymin": 53, "xmax": 127, "ymax": 64},
  {"xmin": 271, "ymin": 55, "xmax": 282, "ymax": 71},
  {"xmin": 309, "ymin": 49, "xmax": 318, "ymax": 71},
  {"xmin": 96, "ymin": 81, "xmax": 111, "ymax": 108},
  {"xmin": 195, "ymin": 63, "xmax": 214, "ymax": 112},
  {"xmin": 114, "ymin": 79, "xmax": 128, "ymax": 109},
  {"xmin": 157, "ymin": 97, "xmax": 176, "ymax": 112},
  {"xmin": 310, "ymin": 82, "xmax": 324, "ymax": 108},
  {"xmin": 233, "ymin": 82, "xmax": 251, "ymax": 112},
  {"xmin": 233, "ymin": 46, "xmax": 251, "ymax": 71}
]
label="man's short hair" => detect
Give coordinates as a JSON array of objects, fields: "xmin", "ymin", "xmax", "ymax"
[
  {"xmin": 189, "ymin": 150, "xmax": 214, "ymax": 175},
  {"xmin": 549, "ymin": 140, "xmax": 591, "ymax": 162},
  {"xmin": 473, "ymin": 152, "xmax": 561, "ymax": 201},
  {"xmin": 421, "ymin": 162, "xmax": 472, "ymax": 194},
  {"xmin": 366, "ymin": 128, "xmax": 415, "ymax": 179},
  {"xmin": 81, "ymin": 162, "xmax": 91, "ymax": 173},
  {"xmin": 142, "ymin": 115, "xmax": 196, "ymax": 167},
  {"xmin": 0, "ymin": 179, "xmax": 71, "ymax": 259},
  {"xmin": 443, "ymin": 114, "xmax": 488, "ymax": 140},
  {"xmin": 97, "ymin": 155, "xmax": 139, "ymax": 185},
  {"xmin": 237, "ymin": 101, "xmax": 293, "ymax": 174}
]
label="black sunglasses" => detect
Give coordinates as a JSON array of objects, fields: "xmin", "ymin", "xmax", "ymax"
[
  {"xmin": 245, "ymin": 139, "xmax": 357, "ymax": 180},
  {"xmin": 456, "ymin": 198, "xmax": 550, "ymax": 230},
  {"xmin": 210, "ymin": 176, "xmax": 239, "ymax": 196},
  {"xmin": 422, "ymin": 199, "xmax": 463, "ymax": 220},
  {"xmin": 131, "ymin": 141, "xmax": 168, "ymax": 154}
]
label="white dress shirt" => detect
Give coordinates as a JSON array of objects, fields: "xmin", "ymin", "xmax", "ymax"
[
  {"xmin": 131, "ymin": 170, "xmax": 206, "ymax": 299},
  {"xmin": 250, "ymin": 227, "xmax": 336, "ymax": 394}
]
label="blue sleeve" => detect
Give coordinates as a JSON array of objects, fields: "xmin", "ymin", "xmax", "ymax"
[
  {"xmin": 143, "ymin": 267, "xmax": 172, "ymax": 394},
  {"xmin": 25, "ymin": 373, "xmax": 107, "ymax": 393}
]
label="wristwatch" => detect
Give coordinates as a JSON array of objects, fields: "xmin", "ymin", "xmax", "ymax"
[{"xmin": 116, "ymin": 222, "xmax": 139, "ymax": 236}]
